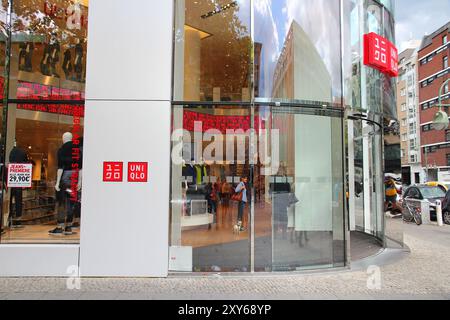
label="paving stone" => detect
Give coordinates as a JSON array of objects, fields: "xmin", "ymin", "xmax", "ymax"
[{"xmin": 0, "ymin": 221, "xmax": 449, "ymax": 300}]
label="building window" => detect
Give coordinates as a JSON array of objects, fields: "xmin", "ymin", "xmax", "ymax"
[
  {"xmin": 445, "ymin": 83, "xmax": 449, "ymax": 94},
  {"xmin": 401, "ymin": 103, "xmax": 407, "ymax": 111},
  {"xmin": 408, "ymin": 77, "xmax": 413, "ymax": 86},
  {"xmin": 444, "ymin": 56, "xmax": 449, "ymax": 69},
  {"xmin": 402, "ymin": 118, "xmax": 407, "ymax": 126},
  {"xmin": 410, "ymin": 139, "xmax": 416, "ymax": 149},
  {"xmin": 422, "ymin": 124, "xmax": 432, "ymax": 132},
  {"xmin": 444, "ymin": 35, "xmax": 448, "ymax": 45},
  {"xmin": 400, "ymin": 88, "xmax": 406, "ymax": 96},
  {"xmin": 410, "ymin": 155, "xmax": 417, "ymax": 163},
  {"xmin": 0, "ymin": 0, "xmax": 89, "ymax": 245},
  {"xmin": 402, "ymin": 134, "xmax": 407, "ymax": 141},
  {"xmin": 446, "ymin": 130, "xmax": 450, "ymax": 142},
  {"xmin": 401, "ymin": 149, "xmax": 405, "ymax": 158}
]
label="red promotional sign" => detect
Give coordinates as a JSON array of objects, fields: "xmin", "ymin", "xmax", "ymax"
[
  {"xmin": 128, "ymin": 162, "xmax": 148, "ymax": 183},
  {"xmin": 364, "ymin": 32, "xmax": 398, "ymax": 77},
  {"xmin": 183, "ymin": 111, "xmax": 266, "ymax": 134},
  {"xmin": 103, "ymin": 162, "xmax": 123, "ymax": 182}
]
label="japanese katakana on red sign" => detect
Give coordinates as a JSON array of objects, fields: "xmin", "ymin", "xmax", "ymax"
[
  {"xmin": 363, "ymin": 32, "xmax": 398, "ymax": 77},
  {"xmin": 103, "ymin": 162, "xmax": 123, "ymax": 182},
  {"xmin": 128, "ymin": 162, "xmax": 148, "ymax": 183}
]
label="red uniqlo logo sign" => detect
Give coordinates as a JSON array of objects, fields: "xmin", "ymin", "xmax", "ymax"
[
  {"xmin": 103, "ymin": 162, "xmax": 123, "ymax": 182},
  {"xmin": 128, "ymin": 162, "xmax": 148, "ymax": 183},
  {"xmin": 387, "ymin": 44, "xmax": 399, "ymax": 77},
  {"xmin": 364, "ymin": 32, "xmax": 398, "ymax": 77}
]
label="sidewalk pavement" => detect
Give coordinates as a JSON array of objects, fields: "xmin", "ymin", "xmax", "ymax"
[{"xmin": 1, "ymin": 221, "xmax": 450, "ymax": 300}]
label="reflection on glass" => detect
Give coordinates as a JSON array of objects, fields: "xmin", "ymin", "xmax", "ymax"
[
  {"xmin": 170, "ymin": 105, "xmax": 251, "ymax": 272},
  {"xmin": 11, "ymin": 0, "xmax": 88, "ymax": 94},
  {"xmin": 1, "ymin": 0, "xmax": 88, "ymax": 244},
  {"xmin": 254, "ymin": 106, "xmax": 345, "ymax": 271},
  {"xmin": 254, "ymin": 0, "xmax": 342, "ymax": 104},
  {"xmin": 174, "ymin": 0, "xmax": 251, "ymax": 102}
]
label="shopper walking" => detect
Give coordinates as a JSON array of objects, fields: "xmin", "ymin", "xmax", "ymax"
[{"xmin": 234, "ymin": 176, "xmax": 248, "ymax": 231}]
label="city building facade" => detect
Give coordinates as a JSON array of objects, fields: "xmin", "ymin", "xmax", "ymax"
[
  {"xmin": 398, "ymin": 47, "xmax": 421, "ymax": 185},
  {"xmin": 418, "ymin": 22, "xmax": 450, "ymax": 182},
  {"xmin": 0, "ymin": 0, "xmax": 402, "ymax": 277}
]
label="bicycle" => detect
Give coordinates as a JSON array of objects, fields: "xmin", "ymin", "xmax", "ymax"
[{"xmin": 402, "ymin": 200, "xmax": 422, "ymax": 225}]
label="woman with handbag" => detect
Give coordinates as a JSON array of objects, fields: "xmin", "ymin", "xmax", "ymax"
[{"xmin": 233, "ymin": 176, "xmax": 248, "ymax": 231}]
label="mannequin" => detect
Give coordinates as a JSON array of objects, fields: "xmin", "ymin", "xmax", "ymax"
[
  {"xmin": 50, "ymin": 33, "xmax": 61, "ymax": 78},
  {"xmin": 18, "ymin": 42, "xmax": 34, "ymax": 72},
  {"xmin": 74, "ymin": 38, "xmax": 84, "ymax": 82},
  {"xmin": 62, "ymin": 44, "xmax": 73, "ymax": 80},
  {"xmin": 40, "ymin": 32, "xmax": 60, "ymax": 77},
  {"xmin": 8, "ymin": 141, "xmax": 28, "ymax": 228},
  {"xmin": 49, "ymin": 132, "xmax": 82, "ymax": 236}
]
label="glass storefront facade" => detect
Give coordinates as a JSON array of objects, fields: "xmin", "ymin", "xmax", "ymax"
[
  {"xmin": 169, "ymin": 0, "xmax": 400, "ymax": 273},
  {"xmin": 1, "ymin": 0, "xmax": 88, "ymax": 244},
  {"xmin": 0, "ymin": 0, "xmax": 401, "ymax": 276}
]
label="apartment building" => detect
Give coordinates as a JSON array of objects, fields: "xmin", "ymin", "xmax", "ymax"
[
  {"xmin": 418, "ymin": 22, "xmax": 450, "ymax": 182},
  {"xmin": 398, "ymin": 47, "xmax": 421, "ymax": 185}
]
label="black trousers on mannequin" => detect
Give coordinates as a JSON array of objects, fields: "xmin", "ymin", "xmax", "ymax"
[
  {"xmin": 56, "ymin": 171, "xmax": 76, "ymax": 225},
  {"xmin": 10, "ymin": 188, "xmax": 23, "ymax": 219}
]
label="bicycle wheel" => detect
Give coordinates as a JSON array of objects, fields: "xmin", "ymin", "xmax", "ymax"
[{"xmin": 413, "ymin": 211, "xmax": 422, "ymax": 225}]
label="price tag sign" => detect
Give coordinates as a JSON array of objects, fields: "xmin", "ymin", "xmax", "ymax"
[{"xmin": 7, "ymin": 163, "xmax": 32, "ymax": 188}]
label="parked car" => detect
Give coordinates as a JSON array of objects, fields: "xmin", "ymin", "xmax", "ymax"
[
  {"xmin": 439, "ymin": 189, "xmax": 450, "ymax": 225},
  {"xmin": 425, "ymin": 181, "xmax": 450, "ymax": 193},
  {"xmin": 402, "ymin": 185, "xmax": 448, "ymax": 224}
]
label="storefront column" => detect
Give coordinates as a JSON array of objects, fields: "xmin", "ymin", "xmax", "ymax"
[{"xmin": 184, "ymin": 28, "xmax": 201, "ymax": 101}]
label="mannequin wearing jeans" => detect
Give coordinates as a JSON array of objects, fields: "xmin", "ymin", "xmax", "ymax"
[
  {"xmin": 49, "ymin": 132, "xmax": 82, "ymax": 236},
  {"xmin": 235, "ymin": 177, "xmax": 248, "ymax": 231}
]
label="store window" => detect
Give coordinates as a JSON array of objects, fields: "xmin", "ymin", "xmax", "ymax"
[
  {"xmin": 170, "ymin": 0, "xmax": 346, "ymax": 272},
  {"xmin": 173, "ymin": 0, "xmax": 251, "ymax": 102},
  {"xmin": 1, "ymin": 0, "xmax": 88, "ymax": 243},
  {"xmin": 254, "ymin": 0, "xmax": 342, "ymax": 103}
]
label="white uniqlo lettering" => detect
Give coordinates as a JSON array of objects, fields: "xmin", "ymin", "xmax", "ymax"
[
  {"xmin": 374, "ymin": 37, "xmax": 387, "ymax": 64},
  {"xmin": 67, "ymin": 3, "xmax": 82, "ymax": 30}
]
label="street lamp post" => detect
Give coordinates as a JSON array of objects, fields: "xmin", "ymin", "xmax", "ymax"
[
  {"xmin": 428, "ymin": 79, "xmax": 450, "ymax": 182},
  {"xmin": 432, "ymin": 79, "xmax": 450, "ymax": 130}
]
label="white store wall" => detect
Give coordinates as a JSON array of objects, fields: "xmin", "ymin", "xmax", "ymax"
[
  {"xmin": 79, "ymin": 0, "xmax": 173, "ymax": 277},
  {"xmin": 0, "ymin": 0, "xmax": 173, "ymax": 278}
]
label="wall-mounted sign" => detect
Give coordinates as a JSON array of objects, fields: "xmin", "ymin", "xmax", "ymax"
[
  {"xmin": 364, "ymin": 32, "xmax": 398, "ymax": 77},
  {"xmin": 7, "ymin": 164, "xmax": 32, "ymax": 188},
  {"xmin": 128, "ymin": 162, "xmax": 148, "ymax": 183},
  {"xmin": 103, "ymin": 162, "xmax": 124, "ymax": 182}
]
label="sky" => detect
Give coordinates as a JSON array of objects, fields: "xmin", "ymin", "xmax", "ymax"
[{"xmin": 396, "ymin": 0, "xmax": 450, "ymax": 51}]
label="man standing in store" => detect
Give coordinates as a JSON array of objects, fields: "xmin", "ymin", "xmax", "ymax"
[{"xmin": 235, "ymin": 176, "xmax": 248, "ymax": 232}]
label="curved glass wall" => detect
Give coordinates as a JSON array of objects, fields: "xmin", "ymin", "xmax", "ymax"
[
  {"xmin": 171, "ymin": 0, "xmax": 347, "ymax": 273},
  {"xmin": 343, "ymin": 0, "xmax": 402, "ymax": 248}
]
